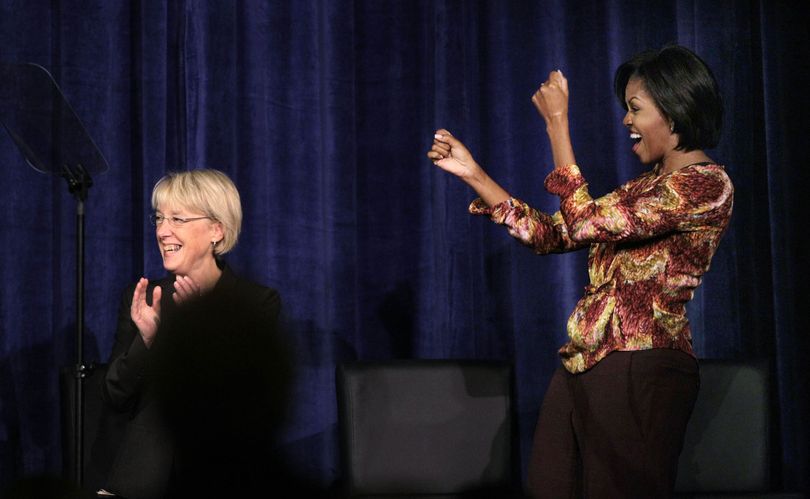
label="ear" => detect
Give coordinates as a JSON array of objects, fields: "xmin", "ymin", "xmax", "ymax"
[
  {"xmin": 209, "ymin": 221, "xmax": 225, "ymax": 244},
  {"xmin": 668, "ymin": 129, "xmax": 680, "ymax": 149}
]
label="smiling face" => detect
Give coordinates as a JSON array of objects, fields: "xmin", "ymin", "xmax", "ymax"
[
  {"xmin": 623, "ymin": 78, "xmax": 679, "ymax": 165},
  {"xmin": 155, "ymin": 204, "xmax": 223, "ymax": 278}
]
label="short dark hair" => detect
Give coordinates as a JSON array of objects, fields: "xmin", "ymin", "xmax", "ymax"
[{"xmin": 614, "ymin": 45, "xmax": 723, "ymax": 151}]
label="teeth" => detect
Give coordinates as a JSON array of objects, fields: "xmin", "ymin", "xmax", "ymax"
[
  {"xmin": 630, "ymin": 133, "xmax": 641, "ymax": 140},
  {"xmin": 165, "ymin": 244, "xmax": 181, "ymax": 252}
]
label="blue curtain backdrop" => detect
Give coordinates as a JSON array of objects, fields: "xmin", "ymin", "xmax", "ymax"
[{"xmin": 1, "ymin": 0, "xmax": 808, "ymax": 492}]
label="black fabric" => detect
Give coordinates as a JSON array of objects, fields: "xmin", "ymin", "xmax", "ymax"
[
  {"xmin": 0, "ymin": 1, "xmax": 808, "ymax": 494},
  {"xmin": 336, "ymin": 360, "xmax": 515, "ymax": 496},
  {"xmin": 101, "ymin": 265, "xmax": 288, "ymax": 499}
]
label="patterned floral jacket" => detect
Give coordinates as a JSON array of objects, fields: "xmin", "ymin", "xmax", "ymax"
[{"xmin": 471, "ymin": 163, "xmax": 733, "ymax": 373}]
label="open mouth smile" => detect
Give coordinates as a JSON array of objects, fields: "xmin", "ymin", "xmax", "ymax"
[{"xmin": 630, "ymin": 132, "xmax": 642, "ymax": 153}]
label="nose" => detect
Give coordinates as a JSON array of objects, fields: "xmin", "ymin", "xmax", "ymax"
[
  {"xmin": 622, "ymin": 110, "xmax": 632, "ymax": 127},
  {"xmin": 156, "ymin": 221, "xmax": 173, "ymax": 238}
]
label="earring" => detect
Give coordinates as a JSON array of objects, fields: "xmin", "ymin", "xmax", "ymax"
[{"xmin": 670, "ymin": 122, "xmax": 675, "ymax": 132}]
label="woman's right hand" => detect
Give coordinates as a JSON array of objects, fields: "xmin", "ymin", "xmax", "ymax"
[
  {"xmin": 531, "ymin": 70, "xmax": 577, "ymax": 169},
  {"xmin": 130, "ymin": 277, "xmax": 161, "ymax": 348},
  {"xmin": 531, "ymin": 70, "xmax": 569, "ymax": 125},
  {"xmin": 427, "ymin": 129, "xmax": 482, "ymax": 180}
]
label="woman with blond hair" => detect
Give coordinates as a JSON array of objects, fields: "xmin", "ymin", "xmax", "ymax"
[{"xmin": 101, "ymin": 169, "xmax": 285, "ymax": 498}]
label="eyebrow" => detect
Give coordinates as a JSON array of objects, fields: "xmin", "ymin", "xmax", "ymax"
[
  {"xmin": 156, "ymin": 208, "xmax": 188, "ymax": 215},
  {"xmin": 625, "ymin": 96, "xmax": 645, "ymax": 107}
]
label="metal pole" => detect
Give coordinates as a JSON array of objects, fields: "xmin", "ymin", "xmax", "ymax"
[{"xmin": 74, "ymin": 197, "xmax": 85, "ymax": 486}]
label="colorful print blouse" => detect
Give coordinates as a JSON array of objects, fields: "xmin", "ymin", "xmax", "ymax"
[{"xmin": 470, "ymin": 163, "xmax": 733, "ymax": 373}]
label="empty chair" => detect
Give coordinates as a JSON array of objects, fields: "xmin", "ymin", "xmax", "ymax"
[
  {"xmin": 336, "ymin": 360, "xmax": 517, "ymax": 498},
  {"xmin": 675, "ymin": 358, "xmax": 803, "ymax": 499}
]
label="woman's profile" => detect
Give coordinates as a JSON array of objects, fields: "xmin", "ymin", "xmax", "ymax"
[{"xmin": 427, "ymin": 45, "xmax": 733, "ymax": 498}]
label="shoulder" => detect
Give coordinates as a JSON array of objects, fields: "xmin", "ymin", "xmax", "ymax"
[
  {"xmin": 236, "ymin": 277, "xmax": 281, "ymax": 308},
  {"xmin": 222, "ymin": 268, "xmax": 282, "ymax": 318},
  {"xmin": 681, "ymin": 163, "xmax": 731, "ymax": 179},
  {"xmin": 666, "ymin": 164, "xmax": 734, "ymax": 204},
  {"xmin": 672, "ymin": 163, "xmax": 731, "ymax": 184}
]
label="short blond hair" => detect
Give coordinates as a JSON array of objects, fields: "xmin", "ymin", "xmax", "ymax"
[{"xmin": 151, "ymin": 169, "xmax": 242, "ymax": 255}]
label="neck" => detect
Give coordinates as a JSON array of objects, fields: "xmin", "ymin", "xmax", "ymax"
[
  {"xmin": 657, "ymin": 149, "xmax": 712, "ymax": 176},
  {"xmin": 183, "ymin": 257, "xmax": 223, "ymax": 294}
]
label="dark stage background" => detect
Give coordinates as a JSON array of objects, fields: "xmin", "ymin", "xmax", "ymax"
[{"xmin": 1, "ymin": 0, "xmax": 808, "ymax": 493}]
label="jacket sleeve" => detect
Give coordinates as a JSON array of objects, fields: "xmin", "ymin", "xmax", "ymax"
[
  {"xmin": 259, "ymin": 287, "xmax": 282, "ymax": 326},
  {"xmin": 544, "ymin": 163, "xmax": 734, "ymax": 244},
  {"xmin": 469, "ymin": 197, "xmax": 587, "ymax": 254},
  {"xmin": 102, "ymin": 284, "xmax": 151, "ymax": 412}
]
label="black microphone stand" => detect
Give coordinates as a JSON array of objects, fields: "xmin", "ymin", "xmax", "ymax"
[
  {"xmin": 63, "ymin": 163, "xmax": 94, "ymax": 485},
  {"xmin": 0, "ymin": 63, "xmax": 108, "ymax": 487}
]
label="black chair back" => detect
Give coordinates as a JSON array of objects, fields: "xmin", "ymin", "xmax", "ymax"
[
  {"xmin": 674, "ymin": 359, "xmax": 803, "ymax": 498},
  {"xmin": 336, "ymin": 360, "xmax": 515, "ymax": 497}
]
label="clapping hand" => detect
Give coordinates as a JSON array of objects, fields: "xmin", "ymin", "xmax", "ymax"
[
  {"xmin": 172, "ymin": 275, "xmax": 201, "ymax": 305},
  {"xmin": 130, "ymin": 278, "xmax": 161, "ymax": 348}
]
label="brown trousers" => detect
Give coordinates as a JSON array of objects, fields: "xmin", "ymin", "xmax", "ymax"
[{"xmin": 527, "ymin": 349, "xmax": 699, "ymax": 499}]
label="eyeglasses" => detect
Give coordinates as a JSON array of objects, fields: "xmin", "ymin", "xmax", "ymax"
[{"xmin": 149, "ymin": 214, "xmax": 211, "ymax": 227}]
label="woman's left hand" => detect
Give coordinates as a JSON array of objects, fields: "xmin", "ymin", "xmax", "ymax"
[
  {"xmin": 428, "ymin": 129, "xmax": 483, "ymax": 181},
  {"xmin": 173, "ymin": 275, "xmax": 201, "ymax": 304},
  {"xmin": 532, "ymin": 70, "xmax": 569, "ymax": 124}
]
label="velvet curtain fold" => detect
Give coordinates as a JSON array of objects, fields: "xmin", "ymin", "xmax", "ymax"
[{"xmin": 0, "ymin": 0, "xmax": 807, "ymax": 492}]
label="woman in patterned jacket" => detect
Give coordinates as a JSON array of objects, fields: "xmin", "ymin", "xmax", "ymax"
[{"xmin": 427, "ymin": 45, "xmax": 732, "ymax": 498}]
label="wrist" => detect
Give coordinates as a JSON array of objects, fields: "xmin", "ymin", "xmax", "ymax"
[
  {"xmin": 545, "ymin": 114, "xmax": 569, "ymax": 133},
  {"xmin": 140, "ymin": 332, "xmax": 154, "ymax": 349},
  {"xmin": 465, "ymin": 162, "xmax": 488, "ymax": 187},
  {"xmin": 138, "ymin": 323, "xmax": 157, "ymax": 348}
]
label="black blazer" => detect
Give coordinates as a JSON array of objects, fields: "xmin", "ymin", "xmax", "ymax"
[{"xmin": 102, "ymin": 264, "xmax": 282, "ymax": 499}]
